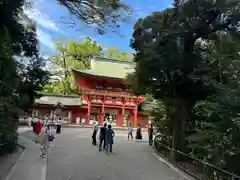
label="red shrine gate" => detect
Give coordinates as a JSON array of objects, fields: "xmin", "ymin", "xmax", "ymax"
[
  {"xmin": 82, "ymin": 91, "xmax": 144, "ymax": 127},
  {"xmin": 73, "ymin": 68, "xmax": 145, "ymax": 127},
  {"xmin": 23, "ymin": 57, "xmax": 148, "ymax": 127}
]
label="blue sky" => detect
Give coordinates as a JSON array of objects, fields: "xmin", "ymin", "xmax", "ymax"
[{"xmin": 24, "ymin": 0, "xmax": 173, "ymax": 56}]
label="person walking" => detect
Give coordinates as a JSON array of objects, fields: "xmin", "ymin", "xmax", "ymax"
[
  {"xmin": 127, "ymin": 122, "xmax": 133, "ymax": 140},
  {"xmin": 148, "ymin": 123, "xmax": 154, "ymax": 146},
  {"xmin": 39, "ymin": 125, "xmax": 51, "ymax": 158},
  {"xmin": 56, "ymin": 117, "xmax": 62, "ymax": 134},
  {"xmin": 31, "ymin": 117, "xmax": 37, "ymax": 133},
  {"xmin": 136, "ymin": 124, "xmax": 142, "ymax": 140},
  {"xmin": 99, "ymin": 123, "xmax": 107, "ymax": 151},
  {"xmin": 92, "ymin": 122, "xmax": 98, "ymax": 146},
  {"xmin": 44, "ymin": 115, "xmax": 49, "ymax": 126},
  {"xmin": 106, "ymin": 124, "xmax": 115, "ymax": 153},
  {"xmin": 33, "ymin": 119, "xmax": 42, "ymax": 143}
]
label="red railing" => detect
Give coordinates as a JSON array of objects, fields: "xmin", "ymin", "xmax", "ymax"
[{"xmin": 86, "ymin": 89, "xmax": 143, "ymax": 100}]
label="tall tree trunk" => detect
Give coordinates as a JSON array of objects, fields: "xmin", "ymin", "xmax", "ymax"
[{"xmin": 170, "ymin": 99, "xmax": 191, "ymax": 161}]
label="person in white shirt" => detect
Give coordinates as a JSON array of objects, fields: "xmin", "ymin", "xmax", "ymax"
[{"xmin": 56, "ymin": 117, "xmax": 62, "ymax": 134}]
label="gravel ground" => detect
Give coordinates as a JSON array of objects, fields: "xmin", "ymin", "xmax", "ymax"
[{"xmin": 46, "ymin": 128, "xmax": 188, "ymax": 180}]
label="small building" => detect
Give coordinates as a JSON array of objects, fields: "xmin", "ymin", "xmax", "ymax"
[
  {"xmin": 22, "ymin": 57, "xmax": 148, "ymax": 127},
  {"xmin": 20, "ymin": 93, "xmax": 83, "ymax": 124}
]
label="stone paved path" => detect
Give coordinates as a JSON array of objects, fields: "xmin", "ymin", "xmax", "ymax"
[
  {"xmin": 46, "ymin": 128, "xmax": 191, "ymax": 180},
  {"xmin": 4, "ymin": 136, "xmax": 46, "ymax": 180}
]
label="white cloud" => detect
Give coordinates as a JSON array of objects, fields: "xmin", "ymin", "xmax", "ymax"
[
  {"xmin": 23, "ymin": 6, "xmax": 64, "ymax": 34},
  {"xmin": 23, "ymin": 0, "xmax": 66, "ymax": 51},
  {"xmin": 37, "ymin": 28, "xmax": 56, "ymax": 50}
]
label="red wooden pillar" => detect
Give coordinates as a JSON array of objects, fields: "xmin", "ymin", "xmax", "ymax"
[
  {"xmin": 68, "ymin": 111, "xmax": 72, "ymax": 124},
  {"xmin": 121, "ymin": 107, "xmax": 125, "ymax": 127},
  {"xmin": 100, "ymin": 103, "xmax": 105, "ymax": 125},
  {"xmin": 87, "ymin": 103, "xmax": 91, "ymax": 125},
  {"xmin": 83, "ymin": 95, "xmax": 91, "ymax": 125},
  {"xmin": 134, "ymin": 105, "xmax": 138, "ymax": 128},
  {"xmin": 120, "ymin": 97, "xmax": 126, "ymax": 127}
]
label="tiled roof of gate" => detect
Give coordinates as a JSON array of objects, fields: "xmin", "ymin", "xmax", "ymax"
[
  {"xmin": 72, "ymin": 69, "xmax": 124, "ymax": 80},
  {"xmin": 35, "ymin": 93, "xmax": 82, "ymax": 106},
  {"xmin": 72, "ymin": 56, "xmax": 135, "ymax": 79}
]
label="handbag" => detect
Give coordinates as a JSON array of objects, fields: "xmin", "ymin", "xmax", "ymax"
[{"xmin": 48, "ymin": 134, "xmax": 55, "ymax": 141}]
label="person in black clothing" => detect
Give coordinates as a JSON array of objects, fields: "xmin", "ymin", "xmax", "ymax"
[
  {"xmin": 56, "ymin": 117, "xmax": 62, "ymax": 134},
  {"xmin": 148, "ymin": 123, "xmax": 154, "ymax": 146},
  {"xmin": 31, "ymin": 118, "xmax": 37, "ymax": 133},
  {"xmin": 136, "ymin": 124, "xmax": 142, "ymax": 140},
  {"xmin": 92, "ymin": 122, "xmax": 98, "ymax": 146},
  {"xmin": 106, "ymin": 124, "xmax": 115, "ymax": 153},
  {"xmin": 99, "ymin": 123, "xmax": 107, "ymax": 151}
]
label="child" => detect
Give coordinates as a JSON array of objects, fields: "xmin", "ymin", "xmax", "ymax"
[{"xmin": 106, "ymin": 124, "xmax": 115, "ymax": 153}]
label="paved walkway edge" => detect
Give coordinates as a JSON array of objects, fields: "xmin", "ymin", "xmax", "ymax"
[
  {"xmin": 4, "ymin": 148, "xmax": 26, "ymax": 180},
  {"xmin": 4, "ymin": 136, "xmax": 47, "ymax": 180},
  {"xmin": 152, "ymin": 152, "xmax": 195, "ymax": 180}
]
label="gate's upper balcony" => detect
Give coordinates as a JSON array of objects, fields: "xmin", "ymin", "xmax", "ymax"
[{"xmin": 72, "ymin": 56, "xmax": 135, "ymax": 94}]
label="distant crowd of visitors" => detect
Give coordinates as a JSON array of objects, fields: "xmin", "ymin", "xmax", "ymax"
[
  {"xmin": 31, "ymin": 116, "xmax": 154, "ymax": 157},
  {"xmin": 91, "ymin": 121, "xmax": 155, "ymax": 153},
  {"xmin": 128, "ymin": 122, "xmax": 155, "ymax": 146},
  {"xmin": 92, "ymin": 123, "xmax": 115, "ymax": 153}
]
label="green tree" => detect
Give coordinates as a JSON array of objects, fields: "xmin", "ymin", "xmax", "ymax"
[
  {"xmin": 0, "ymin": 0, "xmax": 49, "ymax": 153},
  {"xmin": 1, "ymin": 0, "xmax": 49, "ymax": 109},
  {"xmin": 130, "ymin": 0, "xmax": 240, "ymax": 160},
  {"xmin": 105, "ymin": 46, "xmax": 133, "ymax": 60},
  {"xmin": 0, "ymin": 37, "xmax": 20, "ymax": 153},
  {"xmin": 44, "ymin": 37, "xmax": 133, "ymax": 94},
  {"xmin": 188, "ymin": 88, "xmax": 240, "ymax": 177},
  {"xmin": 202, "ymin": 32, "xmax": 240, "ymax": 86},
  {"xmin": 44, "ymin": 37, "xmax": 103, "ymax": 94}
]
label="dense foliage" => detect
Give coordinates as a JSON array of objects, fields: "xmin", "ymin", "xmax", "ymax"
[
  {"xmin": 129, "ymin": 0, "xmax": 240, "ymax": 178},
  {"xmin": 0, "ymin": 0, "xmax": 49, "ymax": 153},
  {"xmin": 0, "ymin": 0, "xmax": 132, "ymax": 153},
  {"xmin": 188, "ymin": 88, "xmax": 240, "ymax": 175}
]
